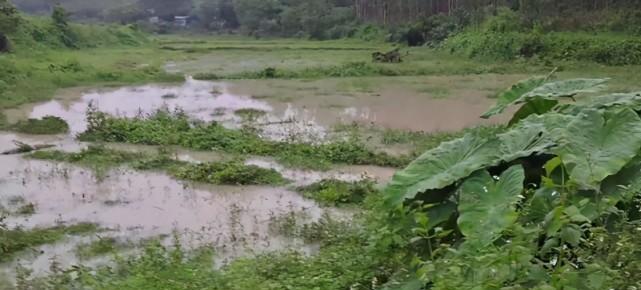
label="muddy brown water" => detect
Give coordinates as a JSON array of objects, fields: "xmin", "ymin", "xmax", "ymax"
[{"xmin": 0, "ymin": 75, "xmax": 507, "ymax": 280}]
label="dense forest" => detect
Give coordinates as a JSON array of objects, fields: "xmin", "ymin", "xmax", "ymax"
[{"xmin": 9, "ymin": 0, "xmax": 641, "ymax": 39}]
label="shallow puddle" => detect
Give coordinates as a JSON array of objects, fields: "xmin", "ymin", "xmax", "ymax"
[
  {"xmin": 0, "ymin": 154, "xmax": 324, "ymax": 275},
  {"xmin": 246, "ymin": 157, "xmax": 396, "ymax": 187},
  {"xmin": 228, "ymin": 75, "xmax": 521, "ymax": 132}
]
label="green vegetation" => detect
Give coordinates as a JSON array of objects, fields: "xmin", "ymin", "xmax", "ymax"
[
  {"xmin": 173, "ymin": 161, "xmax": 286, "ymax": 185},
  {"xmin": 0, "ymin": 2, "xmax": 182, "ymax": 126},
  {"xmin": 8, "ymin": 75, "xmax": 641, "ymax": 290},
  {"xmin": 297, "ymin": 179, "xmax": 377, "ymax": 206},
  {"xmin": 380, "ymin": 77, "xmax": 641, "ymax": 288},
  {"xmin": 234, "ymin": 108, "xmax": 267, "ymax": 121},
  {"xmin": 9, "ymin": 210, "xmax": 401, "ymax": 290},
  {"xmin": 75, "ymin": 237, "xmax": 125, "ymax": 260},
  {"xmin": 10, "ymin": 116, "xmax": 69, "ymax": 134},
  {"xmin": 77, "ymin": 108, "xmax": 408, "ymax": 170},
  {"xmin": 15, "ymin": 203, "xmax": 36, "ymax": 215},
  {"xmin": 30, "ymin": 145, "xmax": 287, "ymax": 186},
  {"xmin": 444, "ymin": 30, "xmax": 641, "ymax": 65},
  {"xmin": 0, "ymin": 223, "xmax": 99, "ymax": 262}
]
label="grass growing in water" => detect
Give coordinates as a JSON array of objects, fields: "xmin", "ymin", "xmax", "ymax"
[
  {"xmin": 0, "ymin": 223, "xmax": 99, "ymax": 262},
  {"xmin": 174, "ymin": 161, "xmax": 286, "ymax": 186},
  {"xmin": 11, "ymin": 212, "xmax": 401, "ymax": 290},
  {"xmin": 75, "ymin": 237, "xmax": 125, "ymax": 260},
  {"xmin": 30, "ymin": 145, "xmax": 287, "ymax": 186},
  {"xmin": 78, "ymin": 109, "xmax": 408, "ymax": 170},
  {"xmin": 296, "ymin": 179, "xmax": 377, "ymax": 206},
  {"xmin": 234, "ymin": 108, "xmax": 267, "ymax": 121},
  {"xmin": 10, "ymin": 116, "xmax": 69, "ymax": 135}
]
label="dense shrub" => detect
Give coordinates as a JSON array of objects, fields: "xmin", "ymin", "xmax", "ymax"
[{"xmin": 444, "ymin": 31, "xmax": 641, "ymax": 65}]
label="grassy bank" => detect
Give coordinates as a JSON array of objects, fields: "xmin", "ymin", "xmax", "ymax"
[{"xmin": 0, "ymin": 12, "xmax": 185, "ymax": 127}]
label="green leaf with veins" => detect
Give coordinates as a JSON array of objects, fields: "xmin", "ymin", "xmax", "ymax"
[
  {"xmin": 385, "ymin": 133, "xmax": 499, "ymax": 206},
  {"xmin": 483, "ymin": 78, "xmax": 607, "ymax": 119},
  {"xmin": 457, "ymin": 165, "xmax": 525, "ymax": 247},
  {"xmin": 554, "ymin": 108, "xmax": 641, "ymax": 189},
  {"xmin": 482, "ymin": 77, "xmax": 546, "ymax": 119}
]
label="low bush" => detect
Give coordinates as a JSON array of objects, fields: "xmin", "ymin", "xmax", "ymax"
[{"xmin": 444, "ymin": 31, "xmax": 641, "ymax": 65}]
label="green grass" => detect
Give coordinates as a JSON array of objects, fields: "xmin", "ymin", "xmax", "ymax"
[
  {"xmin": 10, "ymin": 116, "xmax": 69, "ymax": 134},
  {"xmin": 75, "ymin": 237, "xmax": 125, "ymax": 260},
  {"xmin": 77, "ymin": 109, "xmax": 409, "ymax": 170},
  {"xmin": 12, "ymin": 210, "xmax": 403, "ymax": 290},
  {"xmin": 234, "ymin": 108, "xmax": 267, "ymax": 121},
  {"xmin": 30, "ymin": 145, "xmax": 288, "ymax": 186},
  {"xmin": 0, "ymin": 46, "xmax": 183, "ymax": 111},
  {"xmin": 173, "ymin": 161, "xmax": 287, "ymax": 186},
  {"xmin": 296, "ymin": 179, "xmax": 377, "ymax": 206},
  {"xmin": 0, "ymin": 223, "xmax": 99, "ymax": 262}
]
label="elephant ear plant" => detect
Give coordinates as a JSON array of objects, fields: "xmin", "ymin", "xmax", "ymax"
[{"xmin": 385, "ymin": 77, "xmax": 641, "ymax": 289}]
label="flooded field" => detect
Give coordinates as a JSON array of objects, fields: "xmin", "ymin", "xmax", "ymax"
[{"xmin": 0, "ymin": 72, "xmax": 511, "ymax": 281}]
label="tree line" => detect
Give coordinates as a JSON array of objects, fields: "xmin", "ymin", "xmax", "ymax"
[{"xmin": 7, "ymin": 0, "xmax": 641, "ymax": 39}]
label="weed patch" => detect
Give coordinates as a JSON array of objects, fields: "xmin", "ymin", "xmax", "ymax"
[
  {"xmin": 30, "ymin": 146, "xmax": 288, "ymax": 186},
  {"xmin": 297, "ymin": 179, "xmax": 377, "ymax": 206},
  {"xmin": 78, "ymin": 109, "xmax": 408, "ymax": 170},
  {"xmin": 75, "ymin": 237, "xmax": 125, "ymax": 260},
  {"xmin": 10, "ymin": 116, "xmax": 69, "ymax": 135},
  {"xmin": 173, "ymin": 161, "xmax": 287, "ymax": 186},
  {"xmin": 0, "ymin": 223, "xmax": 99, "ymax": 262}
]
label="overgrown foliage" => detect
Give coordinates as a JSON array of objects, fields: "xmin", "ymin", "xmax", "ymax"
[
  {"xmin": 444, "ymin": 30, "xmax": 641, "ymax": 65},
  {"xmin": 174, "ymin": 161, "xmax": 286, "ymax": 185},
  {"xmin": 10, "ymin": 116, "xmax": 69, "ymax": 134},
  {"xmin": 384, "ymin": 77, "xmax": 641, "ymax": 289},
  {"xmin": 297, "ymin": 179, "xmax": 377, "ymax": 206},
  {"xmin": 30, "ymin": 145, "xmax": 288, "ymax": 186},
  {"xmin": 0, "ymin": 222, "xmax": 99, "ymax": 262},
  {"xmin": 77, "ymin": 108, "xmax": 407, "ymax": 170}
]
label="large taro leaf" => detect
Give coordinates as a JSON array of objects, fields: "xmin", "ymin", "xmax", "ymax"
[
  {"xmin": 518, "ymin": 112, "xmax": 576, "ymax": 133},
  {"xmin": 523, "ymin": 78, "xmax": 608, "ymax": 100},
  {"xmin": 386, "ymin": 117, "xmax": 559, "ymax": 206},
  {"xmin": 482, "ymin": 78, "xmax": 608, "ymax": 119},
  {"xmin": 481, "ymin": 77, "xmax": 545, "ymax": 119},
  {"xmin": 457, "ymin": 165, "xmax": 525, "ymax": 247},
  {"xmin": 508, "ymin": 98, "xmax": 559, "ymax": 126},
  {"xmin": 574, "ymin": 92, "xmax": 641, "ymax": 112},
  {"xmin": 601, "ymin": 156, "xmax": 641, "ymax": 202},
  {"xmin": 385, "ymin": 134, "xmax": 499, "ymax": 206},
  {"xmin": 554, "ymin": 108, "xmax": 641, "ymax": 189},
  {"xmin": 496, "ymin": 118, "xmax": 556, "ymax": 162},
  {"xmin": 425, "ymin": 200, "xmax": 457, "ymax": 231}
]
